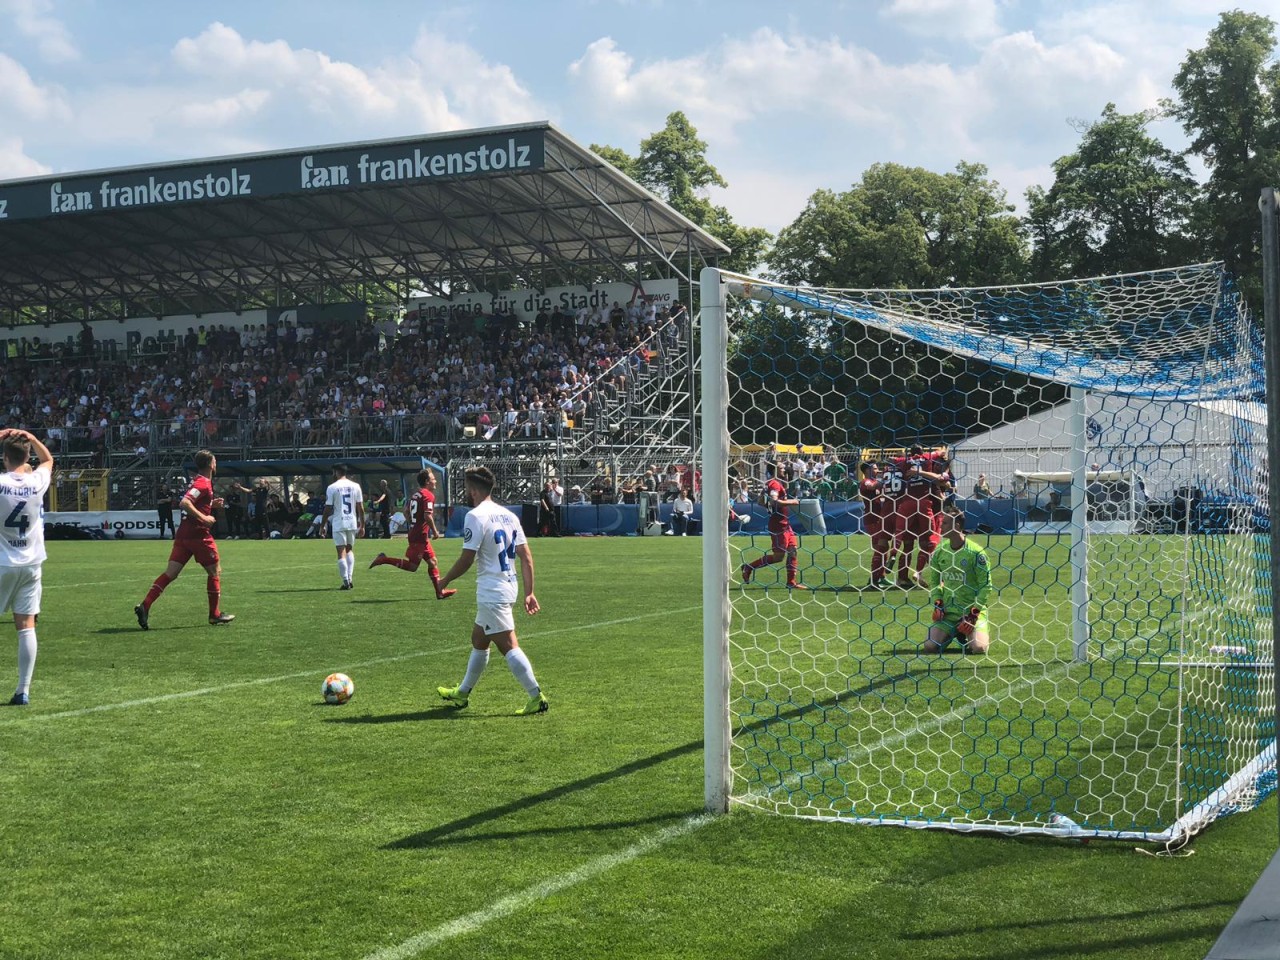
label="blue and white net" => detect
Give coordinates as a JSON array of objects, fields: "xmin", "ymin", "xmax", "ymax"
[{"xmin": 715, "ymin": 262, "xmax": 1274, "ymax": 842}]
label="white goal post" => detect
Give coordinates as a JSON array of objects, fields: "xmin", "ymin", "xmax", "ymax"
[{"xmin": 700, "ymin": 260, "xmax": 1276, "ymax": 843}]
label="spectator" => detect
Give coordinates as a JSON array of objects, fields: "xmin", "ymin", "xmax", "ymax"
[
  {"xmin": 973, "ymin": 474, "xmax": 993, "ymax": 499},
  {"xmin": 539, "ymin": 480, "xmax": 561, "ymax": 537},
  {"xmin": 669, "ymin": 487, "xmax": 694, "ymax": 536},
  {"xmin": 566, "ymin": 484, "xmax": 586, "ymax": 505}
]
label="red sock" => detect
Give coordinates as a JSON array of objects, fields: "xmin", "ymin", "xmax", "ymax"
[
  {"xmin": 143, "ymin": 573, "xmax": 173, "ymax": 610},
  {"xmin": 207, "ymin": 576, "xmax": 221, "ymax": 617},
  {"xmin": 785, "ymin": 556, "xmax": 798, "ymax": 585},
  {"xmin": 748, "ymin": 556, "xmax": 771, "ymax": 571},
  {"xmin": 428, "ymin": 564, "xmax": 441, "ymax": 590}
]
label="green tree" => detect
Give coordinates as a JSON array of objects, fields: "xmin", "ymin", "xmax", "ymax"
[
  {"xmin": 1026, "ymin": 103, "xmax": 1203, "ymax": 279},
  {"xmin": 593, "ymin": 111, "xmax": 770, "ymax": 273},
  {"xmin": 588, "ymin": 143, "xmax": 638, "ymax": 181},
  {"xmin": 769, "ymin": 162, "xmax": 1026, "ymax": 288},
  {"xmin": 1167, "ymin": 9, "xmax": 1280, "ymax": 291}
]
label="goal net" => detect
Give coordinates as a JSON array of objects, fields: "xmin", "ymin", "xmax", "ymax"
[{"xmin": 700, "ymin": 262, "xmax": 1275, "ymax": 842}]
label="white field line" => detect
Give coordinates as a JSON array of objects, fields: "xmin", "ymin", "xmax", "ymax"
[
  {"xmin": 360, "ymin": 814, "xmax": 719, "ymax": 960},
  {"xmin": 4, "ymin": 605, "xmax": 703, "ymax": 724}
]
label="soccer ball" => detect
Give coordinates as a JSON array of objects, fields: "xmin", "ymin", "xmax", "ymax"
[{"xmin": 322, "ymin": 672, "xmax": 354, "ymax": 705}]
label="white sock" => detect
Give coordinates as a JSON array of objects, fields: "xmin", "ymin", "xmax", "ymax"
[
  {"xmin": 337, "ymin": 557, "xmax": 346, "ymax": 582},
  {"xmin": 345, "ymin": 554, "xmax": 355, "ymax": 581},
  {"xmin": 505, "ymin": 648, "xmax": 540, "ymax": 696},
  {"xmin": 460, "ymin": 648, "xmax": 490, "ymax": 693},
  {"xmin": 16, "ymin": 627, "xmax": 36, "ymax": 695}
]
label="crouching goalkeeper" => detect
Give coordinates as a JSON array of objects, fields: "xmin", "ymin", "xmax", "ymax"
[{"xmin": 922, "ymin": 510, "xmax": 991, "ymax": 655}]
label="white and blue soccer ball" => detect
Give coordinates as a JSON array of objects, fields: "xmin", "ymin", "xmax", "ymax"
[{"xmin": 322, "ymin": 672, "xmax": 354, "ymax": 705}]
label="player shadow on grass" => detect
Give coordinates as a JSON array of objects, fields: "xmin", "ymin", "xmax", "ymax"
[
  {"xmin": 384, "ymin": 666, "xmax": 939, "ymax": 850},
  {"xmin": 324, "ymin": 706, "xmax": 473, "ymax": 722},
  {"xmin": 96, "ymin": 626, "xmax": 205, "ymax": 634},
  {"xmin": 253, "ymin": 587, "xmax": 337, "ymax": 593}
]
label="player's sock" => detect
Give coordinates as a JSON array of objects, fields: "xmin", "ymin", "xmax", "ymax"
[
  {"xmin": 785, "ymin": 555, "xmax": 799, "ymax": 586},
  {"xmin": 346, "ymin": 554, "xmax": 356, "ymax": 582},
  {"xmin": 337, "ymin": 558, "xmax": 346, "ymax": 582},
  {"xmin": 16, "ymin": 627, "xmax": 35, "ymax": 696},
  {"xmin": 505, "ymin": 648, "xmax": 540, "ymax": 697},
  {"xmin": 207, "ymin": 576, "xmax": 221, "ymax": 617},
  {"xmin": 459, "ymin": 648, "xmax": 489, "ymax": 694},
  {"xmin": 142, "ymin": 573, "xmax": 173, "ymax": 610}
]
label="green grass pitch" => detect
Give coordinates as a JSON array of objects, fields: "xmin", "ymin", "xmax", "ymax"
[{"xmin": 0, "ymin": 535, "xmax": 1272, "ymax": 960}]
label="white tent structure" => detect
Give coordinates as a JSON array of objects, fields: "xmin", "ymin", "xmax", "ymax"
[{"xmin": 952, "ymin": 394, "xmax": 1266, "ymax": 501}]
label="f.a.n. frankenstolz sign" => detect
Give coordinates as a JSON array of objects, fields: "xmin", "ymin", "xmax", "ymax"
[{"xmin": 0, "ymin": 129, "xmax": 546, "ymax": 222}]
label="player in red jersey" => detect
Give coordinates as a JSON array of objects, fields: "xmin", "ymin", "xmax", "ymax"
[
  {"xmin": 135, "ymin": 449, "xmax": 235, "ymax": 628},
  {"xmin": 740, "ymin": 473, "xmax": 807, "ymax": 589},
  {"xmin": 886, "ymin": 444, "xmax": 949, "ymax": 589},
  {"xmin": 859, "ymin": 462, "xmax": 897, "ymax": 589},
  {"xmin": 930, "ymin": 453, "xmax": 955, "ymax": 543},
  {"xmin": 368, "ymin": 468, "xmax": 456, "ymax": 600}
]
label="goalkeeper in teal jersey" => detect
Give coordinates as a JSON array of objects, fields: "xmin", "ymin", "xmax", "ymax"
[{"xmin": 923, "ymin": 511, "xmax": 991, "ymax": 654}]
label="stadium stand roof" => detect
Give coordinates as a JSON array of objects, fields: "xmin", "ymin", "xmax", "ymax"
[{"xmin": 0, "ymin": 122, "xmax": 728, "ymax": 319}]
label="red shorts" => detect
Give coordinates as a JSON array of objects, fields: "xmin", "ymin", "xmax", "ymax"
[
  {"xmin": 169, "ymin": 535, "xmax": 219, "ymax": 568},
  {"xmin": 864, "ymin": 514, "xmax": 890, "ymax": 539},
  {"xmin": 770, "ymin": 527, "xmax": 798, "ymax": 553},
  {"xmin": 406, "ymin": 538, "xmax": 437, "ymax": 564}
]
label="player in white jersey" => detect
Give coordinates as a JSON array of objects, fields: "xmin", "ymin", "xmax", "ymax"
[
  {"xmin": 0, "ymin": 429, "xmax": 53, "ymax": 706},
  {"xmin": 321, "ymin": 464, "xmax": 366, "ymax": 590},
  {"xmin": 436, "ymin": 465, "xmax": 548, "ymax": 715}
]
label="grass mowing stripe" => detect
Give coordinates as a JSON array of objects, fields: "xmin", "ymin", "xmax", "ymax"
[
  {"xmin": 4, "ymin": 604, "xmax": 703, "ymax": 724},
  {"xmin": 360, "ymin": 814, "xmax": 719, "ymax": 960}
]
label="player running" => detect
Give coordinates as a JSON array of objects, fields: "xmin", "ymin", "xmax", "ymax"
[
  {"xmin": 859, "ymin": 462, "xmax": 896, "ymax": 590},
  {"xmin": 740, "ymin": 472, "xmax": 806, "ymax": 590},
  {"xmin": 435, "ymin": 466, "xmax": 547, "ymax": 715},
  {"xmin": 922, "ymin": 510, "xmax": 991, "ymax": 655},
  {"xmin": 369, "ymin": 468, "xmax": 456, "ymax": 600},
  {"xmin": 135, "ymin": 449, "xmax": 235, "ymax": 628},
  {"xmin": 886, "ymin": 444, "xmax": 949, "ymax": 589},
  {"xmin": 322, "ymin": 464, "xmax": 365, "ymax": 590}
]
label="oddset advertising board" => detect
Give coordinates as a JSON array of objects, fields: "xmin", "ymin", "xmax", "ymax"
[{"xmin": 44, "ymin": 511, "xmax": 161, "ymax": 539}]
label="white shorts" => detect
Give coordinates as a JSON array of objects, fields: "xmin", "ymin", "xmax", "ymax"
[
  {"xmin": 0, "ymin": 564, "xmax": 41, "ymax": 616},
  {"xmin": 475, "ymin": 602, "xmax": 516, "ymax": 636},
  {"xmin": 332, "ymin": 529, "xmax": 356, "ymax": 548}
]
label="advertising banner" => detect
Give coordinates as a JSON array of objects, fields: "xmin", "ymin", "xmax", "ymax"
[{"xmin": 44, "ymin": 511, "xmax": 162, "ymax": 540}]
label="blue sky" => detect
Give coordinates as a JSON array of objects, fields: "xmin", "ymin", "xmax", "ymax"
[{"xmin": 0, "ymin": 0, "xmax": 1258, "ymax": 232}]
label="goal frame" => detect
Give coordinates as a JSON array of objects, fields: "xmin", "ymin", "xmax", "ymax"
[{"xmin": 700, "ymin": 247, "xmax": 1280, "ymax": 841}]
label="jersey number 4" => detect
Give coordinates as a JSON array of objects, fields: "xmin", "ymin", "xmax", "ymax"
[
  {"xmin": 493, "ymin": 529, "xmax": 517, "ymax": 571},
  {"xmin": 5, "ymin": 502, "xmax": 28, "ymax": 535}
]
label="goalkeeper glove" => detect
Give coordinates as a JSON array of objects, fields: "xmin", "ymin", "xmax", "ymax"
[
  {"xmin": 931, "ymin": 599, "xmax": 946, "ymax": 623},
  {"xmin": 956, "ymin": 607, "xmax": 981, "ymax": 637}
]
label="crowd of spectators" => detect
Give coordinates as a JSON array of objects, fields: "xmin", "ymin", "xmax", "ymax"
[{"xmin": 2, "ymin": 297, "xmax": 689, "ymax": 462}]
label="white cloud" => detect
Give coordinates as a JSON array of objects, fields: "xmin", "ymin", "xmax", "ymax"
[
  {"xmin": 0, "ymin": 136, "xmax": 50, "ymax": 178},
  {"xmin": 0, "ymin": 0, "xmax": 77, "ymax": 62},
  {"xmin": 0, "ymin": 52, "xmax": 70, "ymax": 121},
  {"xmin": 881, "ymin": 0, "xmax": 1003, "ymax": 42},
  {"xmin": 566, "ymin": 17, "xmax": 1209, "ymax": 230},
  {"xmin": 168, "ymin": 21, "xmax": 542, "ymax": 141},
  {"xmin": 169, "ymin": 89, "xmax": 272, "ymax": 130}
]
